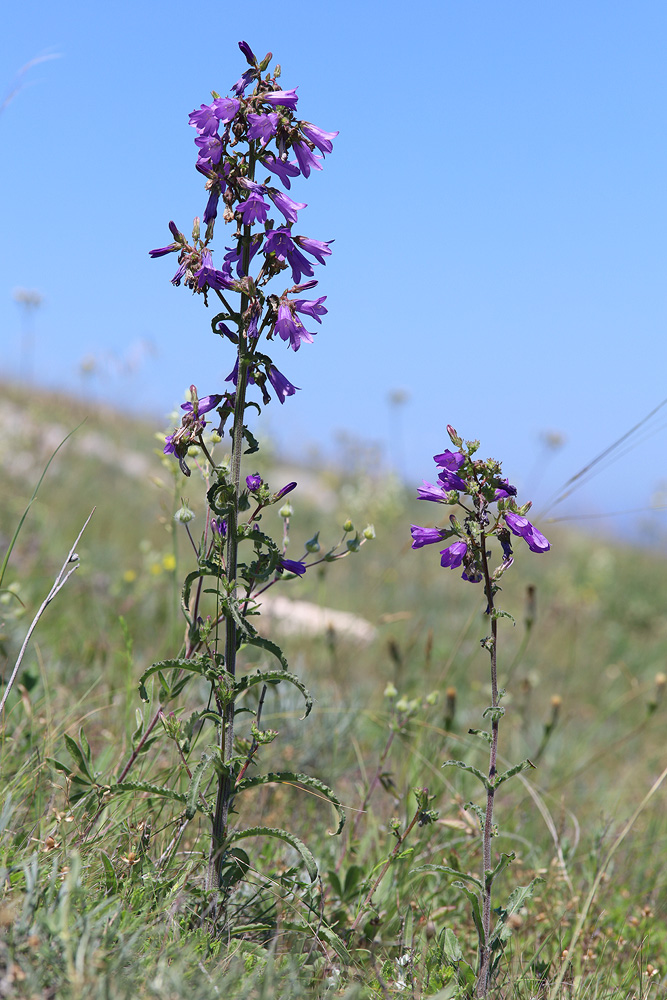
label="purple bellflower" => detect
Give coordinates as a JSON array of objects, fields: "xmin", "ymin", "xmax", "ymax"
[
  {"xmin": 440, "ymin": 541, "xmax": 468, "ymax": 569},
  {"xmin": 247, "ymin": 112, "xmax": 279, "ymax": 144},
  {"xmin": 267, "ymin": 364, "xmax": 299, "ymax": 402},
  {"xmin": 410, "ymin": 525, "xmax": 446, "ymax": 548},
  {"xmin": 259, "ymin": 154, "xmax": 301, "ymax": 190},
  {"xmin": 434, "ymin": 449, "xmax": 464, "ymax": 471},
  {"xmin": 246, "ymin": 474, "xmax": 262, "ymax": 492},
  {"xmin": 274, "ymin": 300, "xmax": 315, "ymax": 351},
  {"xmin": 438, "ymin": 469, "xmax": 467, "ymax": 492},
  {"xmin": 504, "ymin": 512, "xmax": 550, "ymax": 553},
  {"xmin": 300, "ymin": 122, "xmax": 338, "ymax": 155},
  {"xmin": 279, "ymin": 557, "xmax": 306, "ymax": 576},
  {"xmin": 262, "ymin": 89, "xmax": 299, "ymax": 111},
  {"xmin": 292, "ymin": 140, "xmax": 323, "ymax": 178}
]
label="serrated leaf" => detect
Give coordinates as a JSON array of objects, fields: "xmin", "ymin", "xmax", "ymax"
[
  {"xmin": 109, "ymin": 780, "xmax": 210, "ymax": 815},
  {"xmin": 226, "ymin": 825, "xmax": 318, "ymax": 882},
  {"xmin": 186, "ymin": 751, "xmax": 215, "ymax": 819},
  {"xmin": 138, "ymin": 657, "xmax": 208, "ymax": 703},
  {"xmin": 411, "ymin": 864, "xmax": 483, "ymax": 891},
  {"xmin": 442, "ymin": 759, "xmax": 489, "ymax": 789},
  {"xmin": 100, "ymin": 851, "xmax": 117, "ymax": 894},
  {"xmin": 489, "ymin": 877, "xmax": 545, "ymax": 952},
  {"xmin": 235, "ymin": 771, "xmax": 345, "ymax": 835},
  {"xmin": 241, "ymin": 633, "xmax": 289, "ymax": 671},
  {"xmin": 468, "ymin": 728, "xmax": 492, "ymax": 745},
  {"xmin": 494, "ymin": 758, "xmax": 536, "ymax": 788},
  {"xmin": 486, "ymin": 851, "xmax": 516, "ymax": 887},
  {"xmin": 235, "ymin": 669, "xmax": 311, "ymax": 718}
]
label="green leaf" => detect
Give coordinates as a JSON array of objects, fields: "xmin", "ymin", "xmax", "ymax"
[
  {"xmin": 241, "ymin": 633, "xmax": 289, "ymax": 672},
  {"xmin": 442, "ymin": 759, "xmax": 489, "ymax": 789},
  {"xmin": 100, "ymin": 851, "xmax": 117, "ymax": 894},
  {"xmin": 109, "ymin": 780, "xmax": 210, "ymax": 815},
  {"xmin": 235, "ymin": 669, "xmax": 311, "ymax": 718},
  {"xmin": 494, "ymin": 758, "xmax": 536, "ymax": 788},
  {"xmin": 489, "ymin": 877, "xmax": 545, "ymax": 952},
  {"xmin": 138, "ymin": 657, "xmax": 208, "ymax": 703},
  {"xmin": 185, "ymin": 751, "xmax": 215, "ymax": 820},
  {"xmin": 454, "ymin": 881, "xmax": 484, "ymax": 954},
  {"xmin": 468, "ymin": 728, "xmax": 492, "ymax": 745},
  {"xmin": 411, "ymin": 864, "xmax": 483, "ymax": 891},
  {"xmin": 486, "ymin": 851, "xmax": 516, "ymax": 887},
  {"xmin": 226, "ymin": 826, "xmax": 318, "ymax": 882},
  {"xmin": 64, "ymin": 734, "xmax": 93, "ymax": 781},
  {"xmin": 442, "ymin": 927, "xmax": 463, "ymax": 963},
  {"xmin": 219, "ymin": 848, "xmax": 250, "ymax": 890},
  {"xmin": 46, "ymin": 758, "xmax": 73, "ymax": 778},
  {"xmin": 235, "ymin": 771, "xmax": 345, "ymax": 835}
]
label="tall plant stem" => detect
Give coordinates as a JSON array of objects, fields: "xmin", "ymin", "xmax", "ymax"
[
  {"xmin": 477, "ymin": 537, "xmax": 499, "ymax": 997},
  {"xmin": 208, "ymin": 207, "xmax": 254, "ymax": 888}
]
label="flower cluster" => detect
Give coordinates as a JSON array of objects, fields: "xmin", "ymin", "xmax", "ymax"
[
  {"xmin": 150, "ymin": 40, "xmax": 337, "ymax": 430},
  {"xmin": 411, "ymin": 426, "xmax": 550, "ymax": 583}
]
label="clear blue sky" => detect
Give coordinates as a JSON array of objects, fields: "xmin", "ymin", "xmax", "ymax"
[{"xmin": 2, "ymin": 0, "xmax": 666, "ymax": 541}]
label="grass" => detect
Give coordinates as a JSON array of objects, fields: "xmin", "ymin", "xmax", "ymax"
[{"xmin": 1, "ymin": 379, "xmax": 667, "ymax": 997}]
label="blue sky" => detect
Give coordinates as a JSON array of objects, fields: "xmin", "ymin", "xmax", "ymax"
[{"xmin": 1, "ymin": 0, "xmax": 666, "ymax": 541}]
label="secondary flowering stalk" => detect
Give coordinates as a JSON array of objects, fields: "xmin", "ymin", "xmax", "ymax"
[{"xmin": 411, "ymin": 426, "xmax": 550, "ymax": 996}]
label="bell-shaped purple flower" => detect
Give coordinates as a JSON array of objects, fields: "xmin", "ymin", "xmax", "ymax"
[
  {"xmin": 259, "ymin": 154, "xmax": 300, "ymax": 190},
  {"xmin": 438, "ymin": 469, "xmax": 467, "ymax": 492},
  {"xmin": 294, "ymin": 296, "xmax": 327, "ymax": 323},
  {"xmin": 267, "ymin": 188, "xmax": 307, "ymax": 225},
  {"xmin": 246, "ymin": 474, "xmax": 262, "ymax": 492},
  {"xmin": 292, "ymin": 140, "xmax": 323, "ymax": 178},
  {"xmin": 433, "ymin": 449, "xmax": 464, "ymax": 471},
  {"xmin": 237, "ymin": 190, "xmax": 270, "ymax": 225},
  {"xmin": 493, "ymin": 478, "xmax": 517, "ymax": 501},
  {"xmin": 440, "ymin": 541, "xmax": 468, "ymax": 569},
  {"xmin": 300, "ymin": 122, "xmax": 338, "ymax": 155},
  {"xmin": 417, "ymin": 481, "xmax": 450, "ymax": 503},
  {"xmin": 247, "ymin": 112, "xmax": 279, "ymax": 145},
  {"xmin": 410, "ymin": 525, "xmax": 445, "ymax": 549},
  {"xmin": 262, "ymin": 88, "xmax": 299, "ymax": 111},
  {"xmin": 263, "ymin": 228, "xmax": 315, "ymax": 284},
  {"xmin": 279, "ymin": 557, "xmax": 306, "ymax": 576},
  {"xmin": 293, "ymin": 235, "xmax": 333, "ymax": 265},
  {"xmin": 267, "ymin": 364, "xmax": 300, "ymax": 402},
  {"xmin": 274, "ymin": 301, "xmax": 315, "ymax": 351},
  {"xmin": 504, "ymin": 512, "xmax": 550, "ymax": 553}
]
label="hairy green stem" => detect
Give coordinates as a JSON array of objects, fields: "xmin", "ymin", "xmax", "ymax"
[
  {"xmin": 477, "ymin": 536, "xmax": 499, "ymax": 998},
  {"xmin": 208, "ymin": 203, "xmax": 254, "ymax": 888}
]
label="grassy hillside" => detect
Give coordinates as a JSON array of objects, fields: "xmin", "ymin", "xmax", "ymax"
[{"xmin": 1, "ymin": 381, "xmax": 666, "ymax": 998}]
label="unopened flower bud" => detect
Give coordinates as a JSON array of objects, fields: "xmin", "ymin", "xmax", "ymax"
[
  {"xmin": 174, "ymin": 501, "xmax": 195, "ymax": 523},
  {"xmin": 396, "ymin": 696, "xmax": 409, "ymax": 713},
  {"xmin": 363, "ymin": 524, "xmax": 376, "ymax": 540},
  {"xmin": 384, "ymin": 682, "xmax": 398, "ymax": 699},
  {"xmin": 192, "ymin": 217, "xmax": 200, "ymax": 241},
  {"xmin": 342, "ymin": 519, "xmax": 353, "ymax": 532},
  {"xmin": 279, "ymin": 502, "xmax": 293, "ymax": 519},
  {"xmin": 426, "ymin": 690, "xmax": 439, "ymax": 706},
  {"xmin": 275, "ymin": 481, "xmax": 297, "ymax": 500},
  {"xmin": 447, "ymin": 425, "xmax": 462, "ymax": 447},
  {"xmin": 305, "ymin": 532, "xmax": 320, "ymax": 553}
]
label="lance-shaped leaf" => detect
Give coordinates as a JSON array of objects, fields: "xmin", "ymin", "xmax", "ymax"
[
  {"xmin": 235, "ymin": 668, "xmax": 311, "ymax": 718},
  {"xmin": 226, "ymin": 825, "xmax": 318, "ymax": 882},
  {"xmin": 235, "ymin": 771, "xmax": 345, "ymax": 835},
  {"xmin": 186, "ymin": 751, "xmax": 216, "ymax": 819},
  {"xmin": 63, "ymin": 734, "xmax": 94, "ymax": 781},
  {"xmin": 138, "ymin": 656, "xmax": 210, "ymax": 703},
  {"xmin": 485, "ymin": 851, "xmax": 516, "ymax": 888},
  {"xmin": 442, "ymin": 759, "xmax": 490, "ymax": 790},
  {"xmin": 109, "ymin": 780, "xmax": 207, "ymax": 813},
  {"xmin": 489, "ymin": 877, "xmax": 545, "ymax": 975},
  {"xmin": 494, "ymin": 758, "xmax": 536, "ymax": 789},
  {"xmin": 411, "ymin": 864, "xmax": 483, "ymax": 891},
  {"xmin": 100, "ymin": 851, "xmax": 118, "ymax": 894},
  {"xmin": 454, "ymin": 880, "xmax": 484, "ymax": 954}
]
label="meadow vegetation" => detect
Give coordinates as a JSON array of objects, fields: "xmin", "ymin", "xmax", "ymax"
[{"xmin": 1, "ymin": 380, "xmax": 666, "ymax": 998}]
